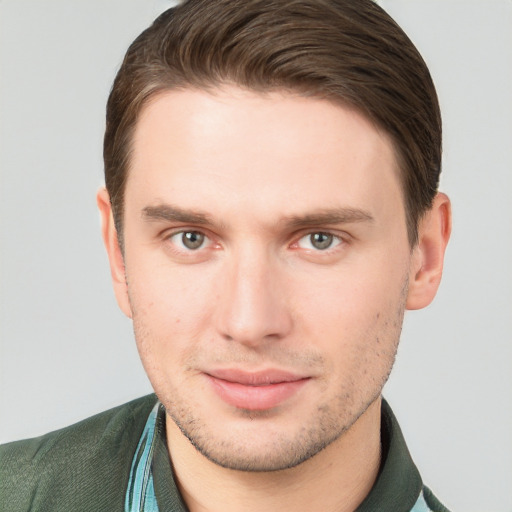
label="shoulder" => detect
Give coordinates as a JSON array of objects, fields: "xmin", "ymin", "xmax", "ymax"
[{"xmin": 0, "ymin": 394, "xmax": 158, "ymax": 512}]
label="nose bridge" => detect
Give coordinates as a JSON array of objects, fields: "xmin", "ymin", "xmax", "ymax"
[{"xmin": 216, "ymin": 242, "xmax": 291, "ymax": 345}]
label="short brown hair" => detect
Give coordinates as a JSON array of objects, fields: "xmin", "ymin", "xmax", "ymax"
[{"xmin": 104, "ymin": 0, "xmax": 441, "ymax": 246}]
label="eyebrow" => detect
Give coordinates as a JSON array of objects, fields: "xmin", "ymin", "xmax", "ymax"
[
  {"xmin": 141, "ymin": 204, "xmax": 374, "ymax": 228},
  {"xmin": 142, "ymin": 205, "xmax": 212, "ymax": 225},
  {"xmin": 283, "ymin": 208, "xmax": 374, "ymax": 228}
]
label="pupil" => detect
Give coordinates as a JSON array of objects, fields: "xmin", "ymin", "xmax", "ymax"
[
  {"xmin": 183, "ymin": 231, "xmax": 204, "ymax": 249},
  {"xmin": 311, "ymin": 232, "xmax": 332, "ymax": 250}
]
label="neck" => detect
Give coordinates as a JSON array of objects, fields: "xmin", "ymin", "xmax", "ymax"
[{"xmin": 166, "ymin": 397, "xmax": 382, "ymax": 512}]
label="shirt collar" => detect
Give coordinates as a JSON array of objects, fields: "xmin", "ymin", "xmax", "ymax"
[{"xmin": 149, "ymin": 399, "xmax": 422, "ymax": 512}]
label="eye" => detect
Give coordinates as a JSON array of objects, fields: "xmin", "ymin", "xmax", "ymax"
[
  {"xmin": 169, "ymin": 231, "xmax": 209, "ymax": 251},
  {"xmin": 296, "ymin": 232, "xmax": 342, "ymax": 251}
]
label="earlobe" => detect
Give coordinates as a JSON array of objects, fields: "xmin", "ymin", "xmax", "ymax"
[
  {"xmin": 96, "ymin": 187, "xmax": 133, "ymax": 318},
  {"xmin": 406, "ymin": 192, "xmax": 452, "ymax": 310}
]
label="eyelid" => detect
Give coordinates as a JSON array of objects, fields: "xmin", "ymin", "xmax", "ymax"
[
  {"xmin": 171, "ymin": 231, "xmax": 207, "ymax": 249},
  {"xmin": 290, "ymin": 229, "xmax": 350, "ymax": 251},
  {"xmin": 162, "ymin": 226, "xmax": 210, "ymax": 240},
  {"xmin": 163, "ymin": 227, "xmax": 218, "ymax": 252},
  {"xmin": 160, "ymin": 226, "xmax": 350, "ymax": 254}
]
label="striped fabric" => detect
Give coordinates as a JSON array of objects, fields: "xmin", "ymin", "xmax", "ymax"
[
  {"xmin": 125, "ymin": 403, "xmax": 441, "ymax": 512},
  {"xmin": 125, "ymin": 402, "xmax": 161, "ymax": 512}
]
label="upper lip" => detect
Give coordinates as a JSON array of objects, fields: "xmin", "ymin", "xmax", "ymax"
[{"xmin": 205, "ymin": 368, "xmax": 308, "ymax": 386}]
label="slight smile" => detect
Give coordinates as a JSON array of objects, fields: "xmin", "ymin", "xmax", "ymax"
[{"xmin": 205, "ymin": 369, "xmax": 311, "ymax": 411}]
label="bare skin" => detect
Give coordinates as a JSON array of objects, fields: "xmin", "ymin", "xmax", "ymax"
[
  {"xmin": 167, "ymin": 397, "xmax": 381, "ymax": 512},
  {"xmin": 98, "ymin": 87, "xmax": 451, "ymax": 511}
]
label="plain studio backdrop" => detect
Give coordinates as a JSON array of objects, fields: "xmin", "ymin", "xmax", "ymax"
[{"xmin": 1, "ymin": 1, "xmax": 511, "ymax": 511}]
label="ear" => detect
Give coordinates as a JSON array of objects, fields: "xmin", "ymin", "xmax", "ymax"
[
  {"xmin": 406, "ymin": 192, "xmax": 452, "ymax": 310},
  {"xmin": 96, "ymin": 187, "xmax": 132, "ymax": 318}
]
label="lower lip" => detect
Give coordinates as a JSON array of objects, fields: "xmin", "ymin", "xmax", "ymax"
[{"xmin": 207, "ymin": 376, "xmax": 309, "ymax": 411}]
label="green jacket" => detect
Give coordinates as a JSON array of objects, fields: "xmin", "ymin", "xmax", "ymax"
[{"xmin": 0, "ymin": 395, "xmax": 450, "ymax": 511}]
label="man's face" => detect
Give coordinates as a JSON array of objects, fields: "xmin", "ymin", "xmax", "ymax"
[{"xmin": 117, "ymin": 87, "xmax": 416, "ymax": 471}]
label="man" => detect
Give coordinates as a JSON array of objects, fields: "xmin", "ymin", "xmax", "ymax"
[{"xmin": 0, "ymin": 0, "xmax": 452, "ymax": 510}]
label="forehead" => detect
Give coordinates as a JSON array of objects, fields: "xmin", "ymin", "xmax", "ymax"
[{"xmin": 126, "ymin": 86, "xmax": 403, "ymax": 226}]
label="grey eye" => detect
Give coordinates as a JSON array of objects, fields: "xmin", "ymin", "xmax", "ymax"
[
  {"xmin": 181, "ymin": 231, "xmax": 205, "ymax": 250},
  {"xmin": 296, "ymin": 232, "xmax": 341, "ymax": 251},
  {"xmin": 309, "ymin": 232, "xmax": 334, "ymax": 250}
]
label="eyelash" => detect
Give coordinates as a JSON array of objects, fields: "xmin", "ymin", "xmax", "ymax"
[
  {"xmin": 294, "ymin": 232, "xmax": 345, "ymax": 252},
  {"xmin": 166, "ymin": 230, "xmax": 216, "ymax": 252},
  {"xmin": 162, "ymin": 228, "xmax": 348, "ymax": 258}
]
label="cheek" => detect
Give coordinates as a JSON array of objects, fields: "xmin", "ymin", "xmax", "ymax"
[
  {"xmin": 296, "ymin": 267, "xmax": 402, "ymax": 331},
  {"xmin": 126, "ymin": 259, "xmax": 220, "ymax": 359},
  {"xmin": 293, "ymin": 256, "xmax": 408, "ymax": 366}
]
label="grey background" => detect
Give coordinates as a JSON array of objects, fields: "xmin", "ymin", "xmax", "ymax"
[{"xmin": 1, "ymin": 1, "xmax": 511, "ymax": 511}]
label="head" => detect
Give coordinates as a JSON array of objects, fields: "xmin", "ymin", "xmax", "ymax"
[
  {"xmin": 98, "ymin": 0, "xmax": 451, "ymax": 473},
  {"xmin": 104, "ymin": 0, "xmax": 442, "ymax": 248}
]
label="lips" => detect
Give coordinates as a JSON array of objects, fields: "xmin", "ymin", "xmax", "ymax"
[{"xmin": 205, "ymin": 369, "xmax": 309, "ymax": 411}]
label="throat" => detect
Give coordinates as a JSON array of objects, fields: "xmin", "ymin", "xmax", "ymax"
[{"xmin": 164, "ymin": 398, "xmax": 382, "ymax": 512}]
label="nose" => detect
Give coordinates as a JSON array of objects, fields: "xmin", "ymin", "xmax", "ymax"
[{"xmin": 215, "ymin": 248, "xmax": 293, "ymax": 347}]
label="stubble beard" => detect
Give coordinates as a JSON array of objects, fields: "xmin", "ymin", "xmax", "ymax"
[
  {"xmin": 130, "ymin": 279, "xmax": 408, "ymax": 473},
  {"xmin": 165, "ymin": 384, "xmax": 385, "ymax": 472}
]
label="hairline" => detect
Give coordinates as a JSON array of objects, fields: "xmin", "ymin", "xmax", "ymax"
[{"xmin": 113, "ymin": 81, "xmax": 418, "ymax": 250}]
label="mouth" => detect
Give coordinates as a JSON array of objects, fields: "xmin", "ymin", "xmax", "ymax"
[{"xmin": 204, "ymin": 369, "xmax": 310, "ymax": 411}]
